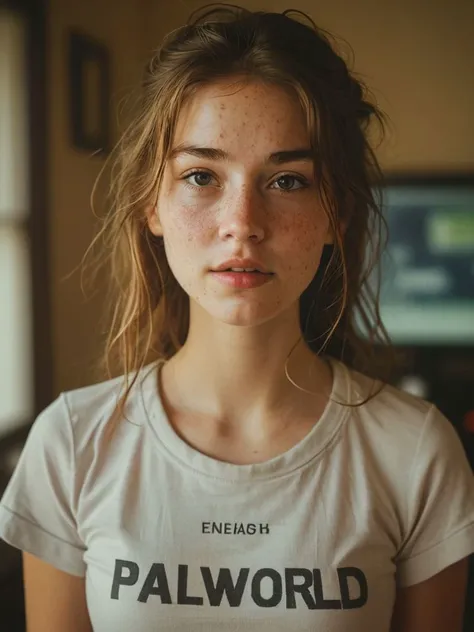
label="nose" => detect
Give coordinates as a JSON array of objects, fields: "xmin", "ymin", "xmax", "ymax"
[{"xmin": 218, "ymin": 188, "xmax": 266, "ymax": 243}]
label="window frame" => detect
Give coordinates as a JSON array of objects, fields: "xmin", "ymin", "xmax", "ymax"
[{"xmin": 0, "ymin": 0, "xmax": 51, "ymax": 452}]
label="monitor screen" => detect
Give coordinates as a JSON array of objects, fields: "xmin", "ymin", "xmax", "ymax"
[{"xmin": 370, "ymin": 180, "xmax": 474, "ymax": 345}]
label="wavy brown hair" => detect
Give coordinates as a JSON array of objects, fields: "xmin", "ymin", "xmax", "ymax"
[{"xmin": 84, "ymin": 3, "xmax": 394, "ymax": 433}]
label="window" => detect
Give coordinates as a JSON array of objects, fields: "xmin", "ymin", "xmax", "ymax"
[
  {"xmin": 0, "ymin": 0, "xmax": 50, "ymax": 447},
  {"xmin": 0, "ymin": 8, "xmax": 34, "ymax": 438}
]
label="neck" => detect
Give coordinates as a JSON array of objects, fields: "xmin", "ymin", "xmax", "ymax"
[{"xmin": 161, "ymin": 302, "xmax": 332, "ymax": 429}]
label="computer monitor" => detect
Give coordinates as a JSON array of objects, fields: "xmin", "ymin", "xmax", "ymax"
[{"xmin": 371, "ymin": 176, "xmax": 474, "ymax": 345}]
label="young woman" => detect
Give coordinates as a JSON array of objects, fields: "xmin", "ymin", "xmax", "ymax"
[{"xmin": 1, "ymin": 5, "xmax": 473, "ymax": 632}]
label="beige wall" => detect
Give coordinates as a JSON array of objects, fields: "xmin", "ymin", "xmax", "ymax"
[
  {"xmin": 48, "ymin": 0, "xmax": 474, "ymax": 394},
  {"xmin": 49, "ymin": 0, "xmax": 151, "ymax": 392}
]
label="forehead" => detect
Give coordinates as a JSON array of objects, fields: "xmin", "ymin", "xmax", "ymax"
[{"xmin": 172, "ymin": 78, "xmax": 310, "ymax": 152}]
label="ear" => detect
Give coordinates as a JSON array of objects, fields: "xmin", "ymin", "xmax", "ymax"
[{"xmin": 146, "ymin": 205, "xmax": 163, "ymax": 237}]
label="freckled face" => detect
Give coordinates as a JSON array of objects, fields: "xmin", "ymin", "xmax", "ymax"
[{"xmin": 151, "ymin": 78, "xmax": 332, "ymax": 327}]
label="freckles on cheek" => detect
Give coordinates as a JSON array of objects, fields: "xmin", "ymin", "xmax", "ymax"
[
  {"xmin": 169, "ymin": 205, "xmax": 213, "ymax": 242},
  {"xmin": 302, "ymin": 237, "xmax": 319, "ymax": 253},
  {"xmin": 282, "ymin": 215, "xmax": 324, "ymax": 253}
]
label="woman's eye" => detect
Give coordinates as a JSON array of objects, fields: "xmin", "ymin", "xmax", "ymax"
[
  {"xmin": 182, "ymin": 171, "xmax": 308, "ymax": 191},
  {"xmin": 271, "ymin": 175, "xmax": 307, "ymax": 191},
  {"xmin": 183, "ymin": 171, "xmax": 215, "ymax": 187}
]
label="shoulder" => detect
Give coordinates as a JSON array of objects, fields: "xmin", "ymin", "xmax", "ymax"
[
  {"xmin": 339, "ymin": 363, "xmax": 474, "ymax": 576},
  {"xmin": 342, "ymin": 362, "xmax": 435, "ymax": 441},
  {"xmin": 346, "ymin": 363, "xmax": 432, "ymax": 418},
  {"xmin": 337, "ymin": 362, "xmax": 467, "ymax": 479},
  {"xmin": 32, "ymin": 362, "xmax": 159, "ymax": 446}
]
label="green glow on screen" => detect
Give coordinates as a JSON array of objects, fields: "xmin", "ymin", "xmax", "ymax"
[{"xmin": 428, "ymin": 209, "xmax": 474, "ymax": 252}]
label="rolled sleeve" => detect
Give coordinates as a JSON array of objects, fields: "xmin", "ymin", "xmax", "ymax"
[
  {"xmin": 396, "ymin": 405, "xmax": 474, "ymax": 587},
  {"xmin": 0, "ymin": 394, "xmax": 86, "ymax": 577}
]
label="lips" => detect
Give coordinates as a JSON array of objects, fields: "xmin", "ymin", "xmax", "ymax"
[
  {"xmin": 222, "ymin": 267, "xmax": 262, "ymax": 273},
  {"xmin": 212, "ymin": 259, "xmax": 272, "ymax": 275},
  {"xmin": 210, "ymin": 269, "xmax": 274, "ymax": 289}
]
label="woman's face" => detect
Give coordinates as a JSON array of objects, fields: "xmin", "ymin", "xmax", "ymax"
[{"xmin": 150, "ymin": 78, "xmax": 332, "ymax": 328}]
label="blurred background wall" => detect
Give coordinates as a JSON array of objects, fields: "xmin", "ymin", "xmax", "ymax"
[{"xmin": 48, "ymin": 0, "xmax": 151, "ymax": 392}]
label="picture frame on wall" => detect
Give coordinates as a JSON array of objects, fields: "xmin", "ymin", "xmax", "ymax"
[{"xmin": 68, "ymin": 29, "xmax": 111, "ymax": 155}]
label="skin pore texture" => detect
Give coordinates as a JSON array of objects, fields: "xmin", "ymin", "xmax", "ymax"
[{"xmin": 147, "ymin": 77, "xmax": 336, "ymax": 464}]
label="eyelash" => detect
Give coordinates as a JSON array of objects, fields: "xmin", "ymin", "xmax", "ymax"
[{"xmin": 181, "ymin": 170, "xmax": 309, "ymax": 193}]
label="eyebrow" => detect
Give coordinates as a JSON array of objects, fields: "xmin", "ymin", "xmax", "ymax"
[{"xmin": 168, "ymin": 144, "xmax": 314, "ymax": 164}]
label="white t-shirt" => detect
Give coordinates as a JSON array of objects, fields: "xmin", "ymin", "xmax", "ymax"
[{"xmin": 1, "ymin": 358, "xmax": 473, "ymax": 631}]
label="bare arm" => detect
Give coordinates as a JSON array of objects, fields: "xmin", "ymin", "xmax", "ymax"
[
  {"xmin": 22, "ymin": 552, "xmax": 93, "ymax": 632},
  {"xmin": 390, "ymin": 557, "xmax": 470, "ymax": 632}
]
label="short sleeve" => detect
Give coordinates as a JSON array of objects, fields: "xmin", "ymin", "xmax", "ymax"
[
  {"xmin": 395, "ymin": 405, "xmax": 474, "ymax": 587},
  {"xmin": 0, "ymin": 394, "xmax": 86, "ymax": 576}
]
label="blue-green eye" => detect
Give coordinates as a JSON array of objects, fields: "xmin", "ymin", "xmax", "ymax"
[{"xmin": 271, "ymin": 175, "xmax": 307, "ymax": 191}]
